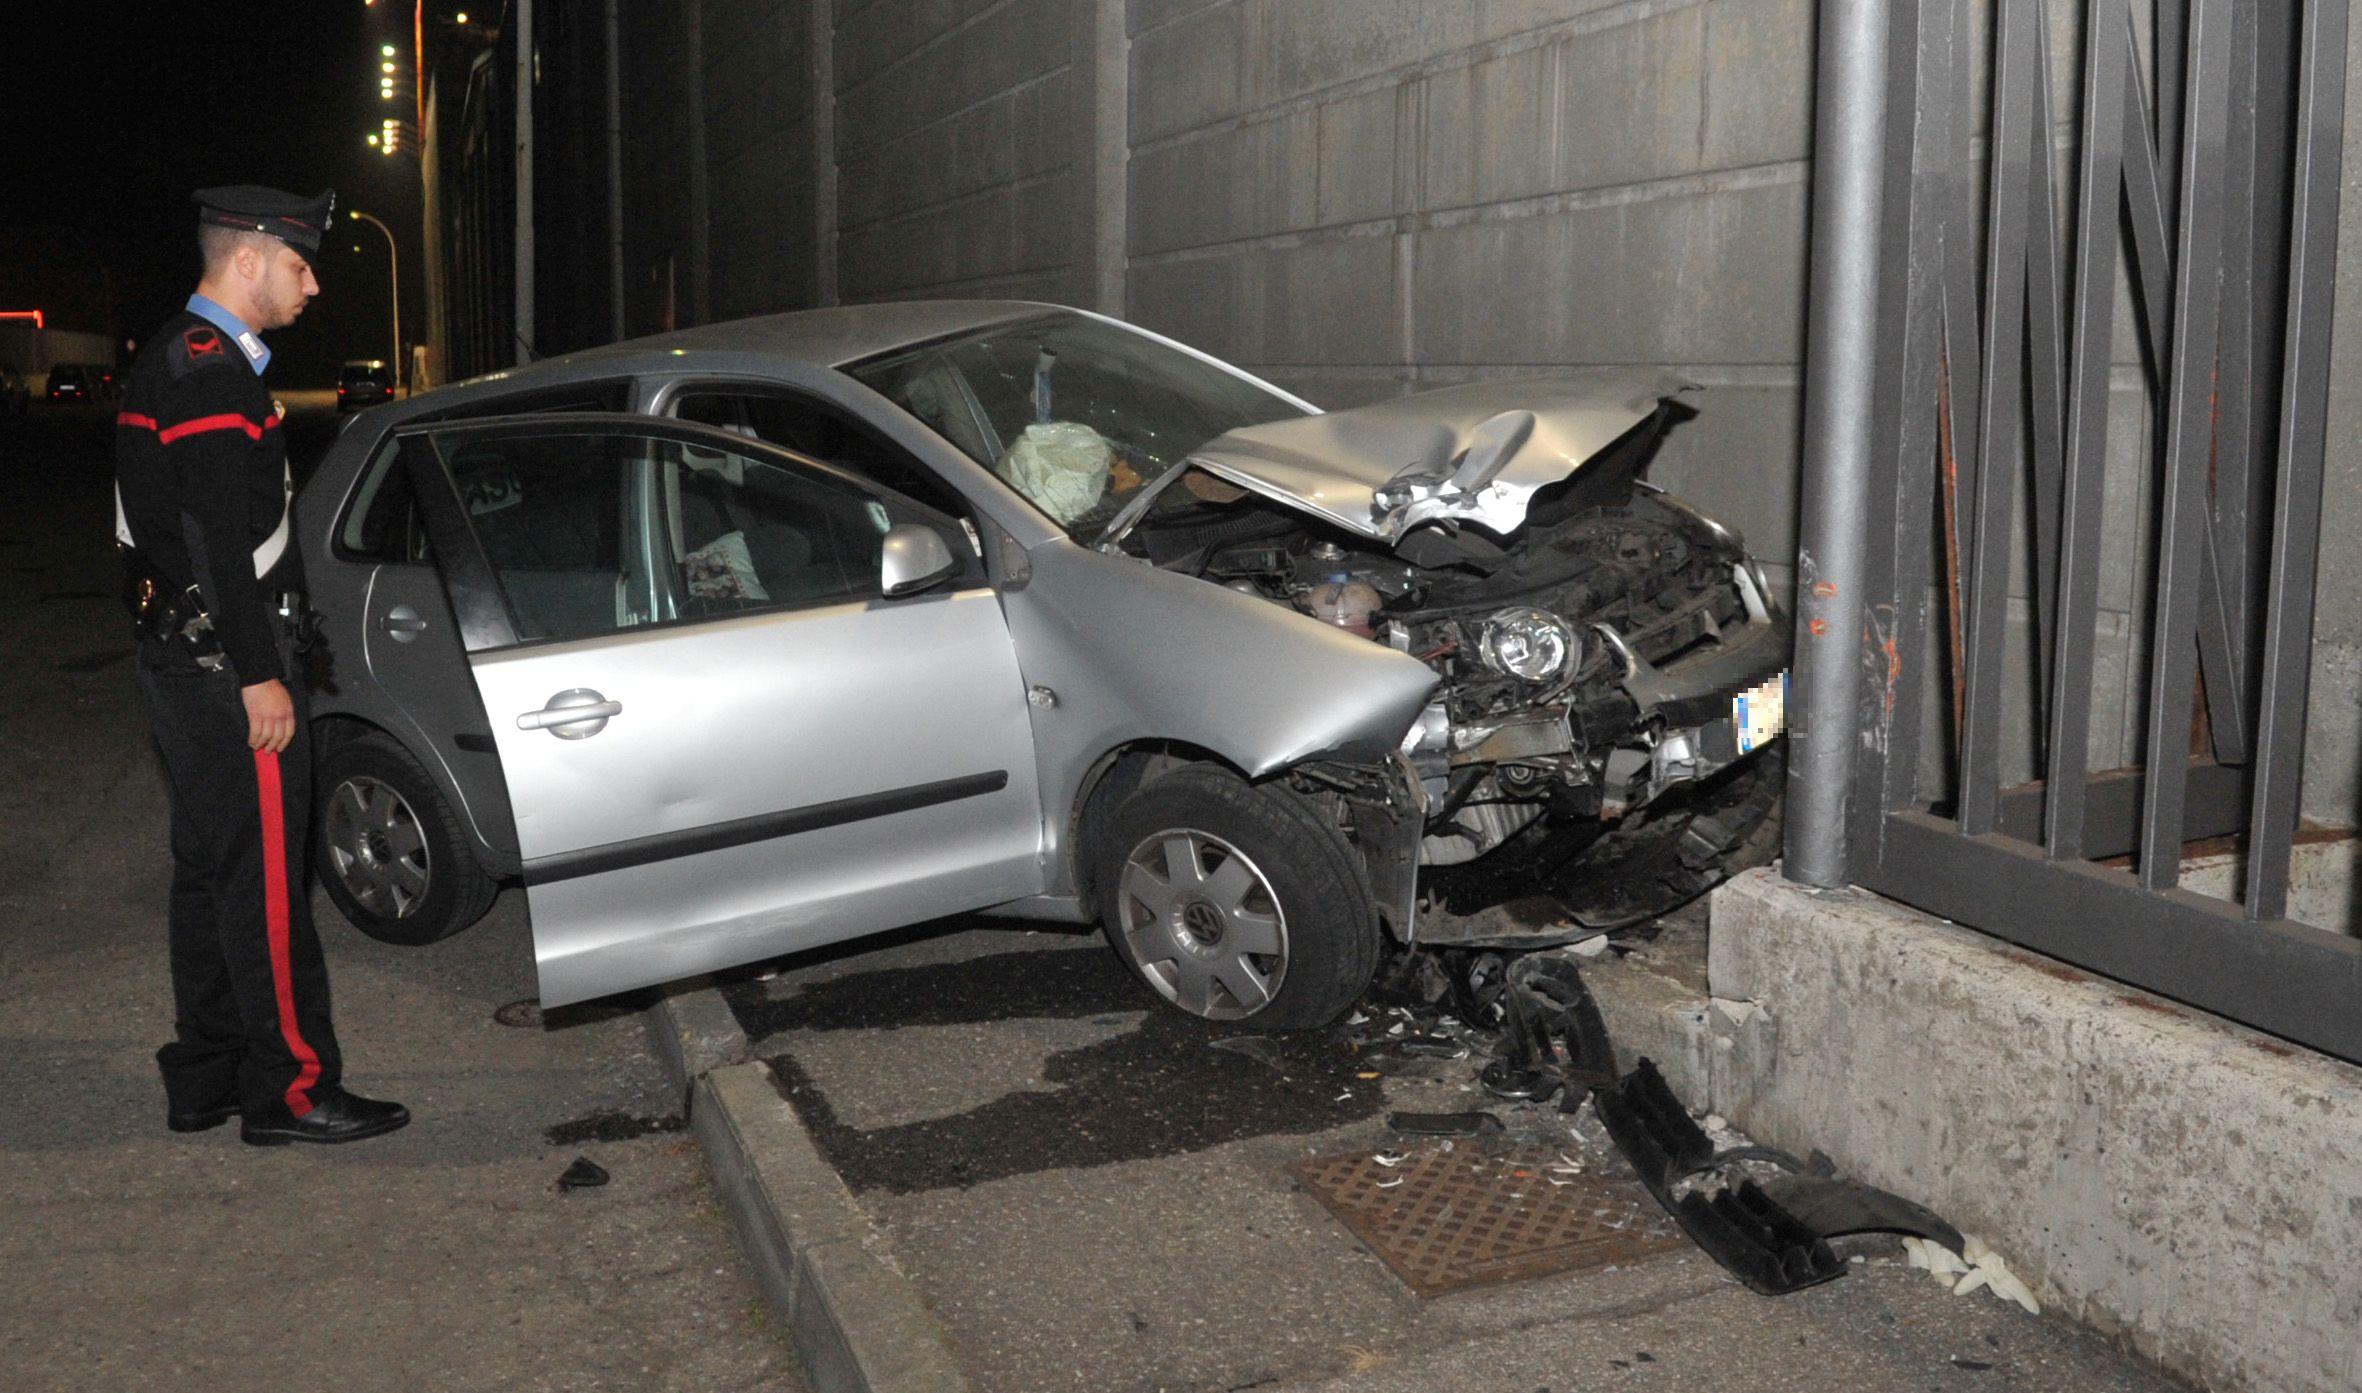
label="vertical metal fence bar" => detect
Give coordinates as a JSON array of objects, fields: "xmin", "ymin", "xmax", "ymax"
[
  {"xmin": 1939, "ymin": 0, "xmax": 1988, "ymax": 727},
  {"xmin": 1784, "ymin": 0, "xmax": 1894, "ymax": 887},
  {"xmin": 2157, "ymin": 0, "xmax": 2187, "ymax": 211},
  {"xmin": 2044, "ymin": 0, "xmax": 2133, "ymax": 862},
  {"xmin": 2137, "ymin": 0, "xmax": 2236, "ymax": 890},
  {"xmin": 1878, "ymin": 0, "xmax": 1961, "ymax": 829},
  {"xmin": 2022, "ymin": 4, "xmax": 2071, "ymax": 745},
  {"xmin": 2246, "ymin": 0, "xmax": 2348, "ymax": 921},
  {"xmin": 1957, "ymin": 0, "xmax": 2039, "ymax": 836},
  {"xmin": 2207, "ymin": 3, "xmax": 2261, "ymax": 741},
  {"xmin": 2120, "ymin": 32, "xmax": 2179, "ymax": 358}
]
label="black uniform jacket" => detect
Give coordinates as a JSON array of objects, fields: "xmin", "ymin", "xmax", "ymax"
[{"xmin": 116, "ymin": 311, "xmax": 305, "ymax": 684}]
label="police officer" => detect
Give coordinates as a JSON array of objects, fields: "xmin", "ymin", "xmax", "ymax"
[{"xmin": 117, "ymin": 186, "xmax": 408, "ymax": 1145}]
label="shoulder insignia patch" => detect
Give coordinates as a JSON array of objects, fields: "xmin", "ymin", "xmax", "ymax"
[{"xmin": 182, "ymin": 327, "xmax": 226, "ymax": 359}]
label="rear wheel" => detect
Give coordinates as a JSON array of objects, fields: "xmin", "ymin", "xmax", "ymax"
[
  {"xmin": 1098, "ymin": 765, "xmax": 1379, "ymax": 1031},
  {"xmin": 316, "ymin": 731, "xmax": 498, "ymax": 946}
]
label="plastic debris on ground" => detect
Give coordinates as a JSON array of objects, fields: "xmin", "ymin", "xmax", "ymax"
[
  {"xmin": 1908, "ymin": 1235, "xmax": 2041, "ymax": 1314},
  {"xmin": 557, "ymin": 1156, "xmax": 609, "ymax": 1190}
]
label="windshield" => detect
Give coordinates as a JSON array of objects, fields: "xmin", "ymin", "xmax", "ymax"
[{"xmin": 845, "ymin": 313, "xmax": 1307, "ymax": 539}]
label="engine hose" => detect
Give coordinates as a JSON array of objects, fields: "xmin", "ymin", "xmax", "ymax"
[{"xmin": 1425, "ymin": 766, "xmax": 1490, "ymax": 834}]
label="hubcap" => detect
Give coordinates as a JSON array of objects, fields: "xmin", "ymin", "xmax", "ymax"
[
  {"xmin": 1116, "ymin": 828, "xmax": 1288, "ymax": 1021},
  {"xmin": 324, "ymin": 775, "xmax": 432, "ymax": 919}
]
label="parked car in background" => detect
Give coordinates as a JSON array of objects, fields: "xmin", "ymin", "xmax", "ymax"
[
  {"xmin": 294, "ymin": 302, "xmax": 1788, "ymax": 1027},
  {"xmin": 338, "ymin": 359, "xmax": 397, "ymax": 411},
  {"xmin": 44, "ymin": 364, "xmax": 95, "ymax": 403}
]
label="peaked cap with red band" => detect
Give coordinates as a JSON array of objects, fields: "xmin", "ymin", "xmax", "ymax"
[{"xmin": 193, "ymin": 184, "xmax": 335, "ymax": 258}]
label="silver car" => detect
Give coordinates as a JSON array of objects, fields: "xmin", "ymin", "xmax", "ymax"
[{"xmin": 299, "ymin": 302, "xmax": 1787, "ymax": 1028}]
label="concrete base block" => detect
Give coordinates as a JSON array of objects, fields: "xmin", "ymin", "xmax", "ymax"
[{"xmin": 1705, "ymin": 868, "xmax": 2362, "ymax": 1393}]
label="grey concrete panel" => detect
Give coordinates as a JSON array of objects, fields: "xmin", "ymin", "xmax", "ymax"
[
  {"xmin": 1127, "ymin": 0, "xmax": 1249, "ymax": 142},
  {"xmin": 1699, "ymin": 0, "xmax": 1813, "ymax": 170},
  {"xmin": 1419, "ymin": 39, "xmax": 1562, "ymax": 212},
  {"xmin": 1470, "ymin": 0, "xmax": 1639, "ymax": 47},
  {"xmin": 1127, "ymin": 254, "xmax": 1262, "ymax": 364},
  {"xmin": 1013, "ymin": 66, "xmax": 1075, "ymax": 178},
  {"xmin": 1260, "ymin": 231, "xmax": 1404, "ymax": 365},
  {"xmin": 1127, "ymin": 106, "xmax": 1320, "ymax": 255},
  {"xmin": 1410, "ymin": 174, "xmax": 1809, "ymax": 367},
  {"xmin": 1128, "ymin": 0, "xmax": 1228, "ymax": 40},
  {"xmin": 1552, "ymin": 8, "xmax": 1708, "ymax": 195},
  {"xmin": 1314, "ymin": 86, "xmax": 1401, "ymax": 226},
  {"xmin": 1254, "ymin": 0, "xmax": 1478, "ymax": 109}
]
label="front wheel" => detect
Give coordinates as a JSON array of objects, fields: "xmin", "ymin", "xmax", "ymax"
[
  {"xmin": 1097, "ymin": 765, "xmax": 1380, "ymax": 1031},
  {"xmin": 316, "ymin": 730, "xmax": 499, "ymax": 946}
]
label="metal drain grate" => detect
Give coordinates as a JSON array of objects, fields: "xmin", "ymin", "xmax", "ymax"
[{"xmin": 1291, "ymin": 1143, "xmax": 1686, "ymax": 1297}]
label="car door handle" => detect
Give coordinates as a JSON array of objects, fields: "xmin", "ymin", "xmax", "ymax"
[
  {"xmin": 380, "ymin": 605, "xmax": 428, "ymax": 642},
  {"xmin": 516, "ymin": 688, "xmax": 623, "ymax": 738}
]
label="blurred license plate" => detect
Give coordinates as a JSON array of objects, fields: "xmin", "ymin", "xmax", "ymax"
[{"xmin": 1732, "ymin": 671, "xmax": 1788, "ymax": 754}]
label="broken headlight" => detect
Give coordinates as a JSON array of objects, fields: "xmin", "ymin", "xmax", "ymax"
[{"xmin": 1477, "ymin": 607, "xmax": 1578, "ymax": 684}]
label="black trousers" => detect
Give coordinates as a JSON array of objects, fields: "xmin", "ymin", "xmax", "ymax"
[{"xmin": 137, "ymin": 636, "xmax": 343, "ymax": 1117}]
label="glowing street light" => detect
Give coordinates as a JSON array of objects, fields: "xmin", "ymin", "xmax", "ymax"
[
  {"xmin": 348, "ymin": 209, "xmax": 403, "ymax": 386},
  {"xmin": 366, "ymin": 133, "xmax": 380, "ymax": 147},
  {"xmin": 381, "ymin": 60, "xmax": 397, "ymax": 73},
  {"xmin": 380, "ymin": 43, "xmax": 397, "ymax": 56}
]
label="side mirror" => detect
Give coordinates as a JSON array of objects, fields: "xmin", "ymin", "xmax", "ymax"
[{"xmin": 880, "ymin": 522, "xmax": 959, "ymax": 598}]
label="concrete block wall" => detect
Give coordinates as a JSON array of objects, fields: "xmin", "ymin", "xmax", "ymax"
[
  {"xmin": 833, "ymin": 0, "xmax": 1097, "ymax": 305},
  {"xmin": 602, "ymin": 0, "xmax": 2359, "ymax": 826}
]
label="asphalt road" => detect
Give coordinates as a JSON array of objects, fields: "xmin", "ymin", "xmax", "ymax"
[{"xmin": 0, "ymin": 399, "xmax": 801, "ymax": 1393}]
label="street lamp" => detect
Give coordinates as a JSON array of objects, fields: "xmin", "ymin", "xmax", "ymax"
[{"xmin": 348, "ymin": 209, "xmax": 402, "ymax": 389}]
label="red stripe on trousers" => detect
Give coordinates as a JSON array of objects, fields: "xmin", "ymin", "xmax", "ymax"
[
  {"xmin": 253, "ymin": 750, "xmax": 322, "ymax": 1117},
  {"xmin": 116, "ymin": 411, "xmax": 159, "ymax": 431},
  {"xmin": 158, "ymin": 412, "xmax": 276, "ymax": 444}
]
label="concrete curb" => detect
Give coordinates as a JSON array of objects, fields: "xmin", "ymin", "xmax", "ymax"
[
  {"xmin": 644, "ymin": 976, "xmax": 752, "ymax": 1102},
  {"xmin": 644, "ymin": 986, "xmax": 973, "ymax": 1393}
]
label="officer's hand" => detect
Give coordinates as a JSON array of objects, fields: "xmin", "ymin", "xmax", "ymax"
[{"xmin": 241, "ymin": 679, "xmax": 297, "ymax": 754}]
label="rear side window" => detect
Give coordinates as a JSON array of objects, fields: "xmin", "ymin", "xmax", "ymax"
[{"xmin": 442, "ymin": 433, "xmax": 639, "ymax": 645}]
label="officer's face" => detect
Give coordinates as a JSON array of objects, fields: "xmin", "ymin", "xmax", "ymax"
[{"xmin": 249, "ymin": 243, "xmax": 320, "ymax": 331}]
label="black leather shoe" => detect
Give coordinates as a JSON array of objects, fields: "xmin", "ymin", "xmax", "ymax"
[
  {"xmin": 240, "ymin": 1088, "xmax": 410, "ymax": 1146},
  {"xmin": 167, "ymin": 1101, "xmax": 240, "ymax": 1133}
]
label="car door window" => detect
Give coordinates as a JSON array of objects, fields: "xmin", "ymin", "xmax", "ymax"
[
  {"xmin": 437, "ymin": 432, "xmax": 650, "ymax": 645},
  {"xmin": 658, "ymin": 435, "xmax": 894, "ymax": 617},
  {"xmin": 672, "ymin": 389, "xmax": 973, "ymax": 523},
  {"xmin": 338, "ymin": 440, "xmax": 432, "ymax": 563}
]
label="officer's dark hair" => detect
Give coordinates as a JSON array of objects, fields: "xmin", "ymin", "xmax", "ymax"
[{"xmin": 198, "ymin": 224, "xmax": 281, "ymax": 274}]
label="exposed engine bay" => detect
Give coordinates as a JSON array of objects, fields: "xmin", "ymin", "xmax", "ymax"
[{"xmin": 1107, "ymin": 405, "xmax": 1791, "ymax": 944}]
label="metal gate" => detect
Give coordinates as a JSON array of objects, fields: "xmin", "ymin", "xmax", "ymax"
[{"xmin": 1786, "ymin": 0, "xmax": 2359, "ymax": 1060}]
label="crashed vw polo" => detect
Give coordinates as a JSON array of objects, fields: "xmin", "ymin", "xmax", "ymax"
[{"xmin": 299, "ymin": 303, "xmax": 1786, "ymax": 1029}]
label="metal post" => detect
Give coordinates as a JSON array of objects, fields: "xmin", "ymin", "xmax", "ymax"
[
  {"xmin": 350, "ymin": 210, "xmax": 402, "ymax": 385},
  {"xmin": 1784, "ymin": 0, "xmax": 1892, "ymax": 887},
  {"xmin": 513, "ymin": 0, "xmax": 535, "ymax": 363},
  {"xmin": 603, "ymin": 0, "xmax": 626, "ymax": 342}
]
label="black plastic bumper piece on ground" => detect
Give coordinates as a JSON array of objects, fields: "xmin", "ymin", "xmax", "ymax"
[{"xmin": 1593, "ymin": 1058, "xmax": 1841, "ymax": 1295}]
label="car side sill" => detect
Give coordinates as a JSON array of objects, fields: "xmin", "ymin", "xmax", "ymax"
[{"xmin": 519, "ymin": 771, "xmax": 1011, "ymax": 886}]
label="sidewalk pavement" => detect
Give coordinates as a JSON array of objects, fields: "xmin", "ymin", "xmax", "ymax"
[{"xmin": 675, "ymin": 919, "xmax": 2185, "ymax": 1393}]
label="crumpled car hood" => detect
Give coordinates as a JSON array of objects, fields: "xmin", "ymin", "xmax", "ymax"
[{"xmin": 1185, "ymin": 370, "xmax": 1693, "ymax": 542}]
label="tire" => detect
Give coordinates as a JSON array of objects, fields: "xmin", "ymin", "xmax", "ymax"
[
  {"xmin": 315, "ymin": 730, "xmax": 498, "ymax": 946},
  {"xmin": 1097, "ymin": 764, "xmax": 1381, "ymax": 1031}
]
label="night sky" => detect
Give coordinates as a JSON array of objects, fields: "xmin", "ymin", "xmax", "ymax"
[{"xmin": 1, "ymin": 2, "xmax": 432, "ymax": 385}]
